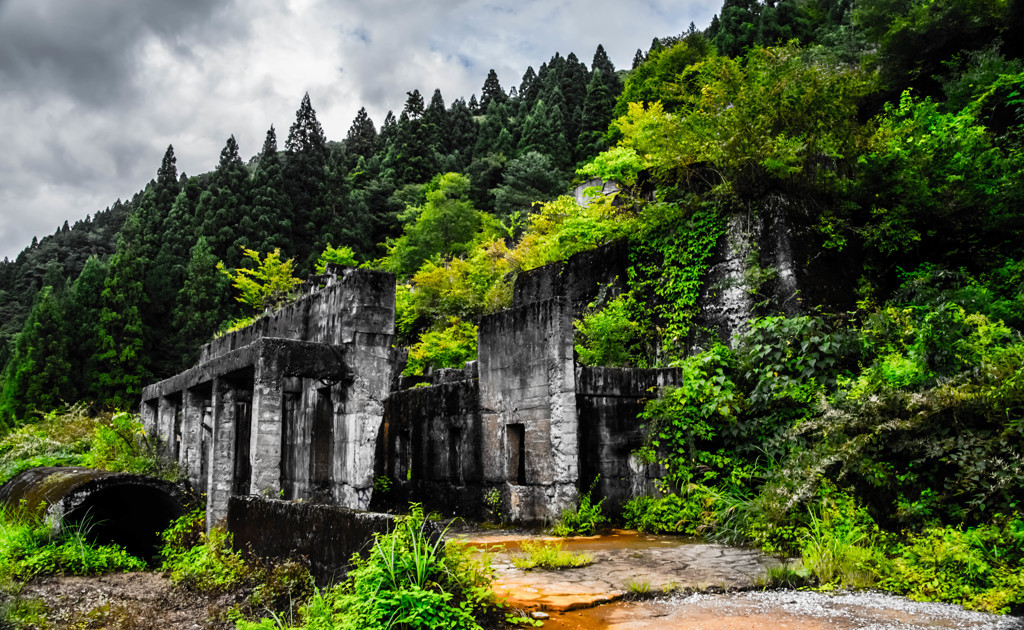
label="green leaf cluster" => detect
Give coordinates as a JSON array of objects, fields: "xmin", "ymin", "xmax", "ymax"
[
  {"xmin": 218, "ymin": 248, "xmax": 303, "ymax": 313},
  {"xmin": 0, "ymin": 507, "xmax": 145, "ymax": 583},
  {"xmin": 403, "ymin": 318, "xmax": 479, "ymax": 378}
]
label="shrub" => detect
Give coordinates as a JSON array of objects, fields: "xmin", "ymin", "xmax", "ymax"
[
  {"xmin": 574, "ymin": 294, "xmax": 646, "ymax": 367},
  {"xmin": 82, "ymin": 411, "xmax": 176, "ymax": 479},
  {"xmin": 880, "ymin": 518, "xmax": 1024, "ymax": 614},
  {"xmin": 160, "ymin": 511, "xmax": 252, "ymax": 593},
  {"xmin": 621, "ymin": 489, "xmax": 716, "ymax": 536},
  {"xmin": 550, "ymin": 480, "xmax": 608, "ymax": 537},
  {"xmin": 403, "ymin": 317, "xmax": 478, "ymax": 377}
]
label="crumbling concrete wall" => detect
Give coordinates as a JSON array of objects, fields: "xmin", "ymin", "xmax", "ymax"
[
  {"xmin": 227, "ymin": 496, "xmax": 403, "ymax": 584},
  {"xmin": 576, "ymin": 367, "xmax": 679, "ymax": 513},
  {"xmin": 690, "ymin": 194, "xmax": 806, "ymax": 352},
  {"xmin": 512, "ymin": 240, "xmax": 631, "ymax": 318},
  {"xmin": 478, "ymin": 297, "xmax": 578, "ymax": 523},
  {"xmin": 375, "ymin": 362, "xmax": 483, "ymax": 516}
]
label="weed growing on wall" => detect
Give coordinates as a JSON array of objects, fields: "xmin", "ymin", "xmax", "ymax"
[{"xmin": 627, "ymin": 200, "xmax": 727, "ymax": 360}]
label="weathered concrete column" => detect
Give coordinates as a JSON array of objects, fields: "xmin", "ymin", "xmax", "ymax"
[
  {"xmin": 140, "ymin": 399, "xmax": 158, "ymax": 442},
  {"xmin": 250, "ymin": 354, "xmax": 283, "ymax": 499},
  {"xmin": 156, "ymin": 396, "xmax": 177, "ymax": 459},
  {"xmin": 207, "ymin": 378, "xmax": 237, "ymax": 527},
  {"xmin": 182, "ymin": 387, "xmax": 205, "ymax": 488}
]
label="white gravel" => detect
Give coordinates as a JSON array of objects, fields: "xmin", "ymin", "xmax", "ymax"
[{"xmin": 667, "ymin": 589, "xmax": 1024, "ymax": 629}]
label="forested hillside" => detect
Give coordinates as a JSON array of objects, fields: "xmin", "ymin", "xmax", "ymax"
[{"xmin": 1, "ymin": 0, "xmax": 1024, "ymax": 616}]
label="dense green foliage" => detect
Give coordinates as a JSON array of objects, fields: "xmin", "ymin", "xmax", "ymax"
[{"xmin": 0, "ymin": 406, "xmax": 175, "ymax": 485}]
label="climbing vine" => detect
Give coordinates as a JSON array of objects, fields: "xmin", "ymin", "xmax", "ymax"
[{"xmin": 628, "ymin": 200, "xmax": 726, "ymax": 361}]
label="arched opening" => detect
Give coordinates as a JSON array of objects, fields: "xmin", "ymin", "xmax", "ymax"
[{"xmin": 64, "ymin": 483, "xmax": 189, "ymax": 563}]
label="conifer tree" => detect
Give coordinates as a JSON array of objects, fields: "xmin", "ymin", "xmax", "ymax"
[
  {"xmin": 173, "ymin": 237, "xmax": 230, "ymax": 367},
  {"xmin": 0, "ymin": 285, "xmax": 72, "ymax": 422},
  {"xmin": 479, "ymin": 69, "xmax": 507, "ymax": 110},
  {"xmin": 632, "ymin": 48, "xmax": 646, "ymax": 69},
  {"xmin": 95, "ymin": 234, "xmax": 149, "ymax": 410},
  {"xmin": 493, "ymin": 151, "xmax": 565, "ymax": 218},
  {"xmin": 403, "ymin": 89, "xmax": 426, "ymax": 119},
  {"xmin": 474, "ymin": 101, "xmax": 511, "ymax": 158},
  {"xmin": 345, "ymin": 107, "xmax": 378, "ymax": 163},
  {"xmin": 64, "ymin": 255, "xmax": 109, "ymax": 402},
  {"xmin": 445, "ymin": 98, "xmax": 477, "ymax": 168},
  {"xmin": 576, "ymin": 69, "xmax": 615, "ymax": 161},
  {"xmin": 591, "ymin": 44, "xmax": 623, "ymax": 96},
  {"xmin": 198, "ymin": 136, "xmax": 251, "ymax": 269},
  {"xmin": 284, "ymin": 93, "xmax": 329, "ymax": 265},
  {"xmin": 250, "ymin": 126, "xmax": 294, "ymax": 255},
  {"xmin": 424, "ymin": 89, "xmax": 449, "ymax": 152},
  {"xmin": 385, "ymin": 107, "xmax": 435, "ymax": 187}
]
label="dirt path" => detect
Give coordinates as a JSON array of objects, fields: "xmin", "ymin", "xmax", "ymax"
[{"xmin": 17, "ymin": 572, "xmax": 237, "ymax": 629}]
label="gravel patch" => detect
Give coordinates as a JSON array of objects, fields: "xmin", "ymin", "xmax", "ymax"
[{"xmin": 668, "ymin": 590, "xmax": 1024, "ymax": 630}]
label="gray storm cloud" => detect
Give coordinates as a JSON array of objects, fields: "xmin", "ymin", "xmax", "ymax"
[{"xmin": 0, "ymin": 0, "xmax": 718, "ymax": 261}]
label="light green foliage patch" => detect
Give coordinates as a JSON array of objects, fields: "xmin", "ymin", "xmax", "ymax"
[
  {"xmin": 512, "ymin": 540, "xmax": 594, "ymax": 570},
  {"xmin": 314, "ymin": 244, "xmax": 358, "ymax": 273},
  {"xmin": 218, "ymin": 248, "xmax": 303, "ymax": 313},
  {"xmin": 403, "ymin": 317, "xmax": 479, "ymax": 377},
  {"xmin": 574, "ymin": 294, "xmax": 645, "ymax": 368}
]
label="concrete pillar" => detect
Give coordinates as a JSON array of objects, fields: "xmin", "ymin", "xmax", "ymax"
[
  {"xmin": 207, "ymin": 378, "xmax": 237, "ymax": 528},
  {"xmin": 140, "ymin": 399, "xmax": 158, "ymax": 442},
  {"xmin": 157, "ymin": 396, "xmax": 176, "ymax": 459},
  {"xmin": 250, "ymin": 355, "xmax": 283, "ymax": 499},
  {"xmin": 183, "ymin": 388, "xmax": 205, "ymax": 488}
]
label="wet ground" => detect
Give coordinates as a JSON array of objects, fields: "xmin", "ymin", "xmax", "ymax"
[
  {"xmin": 452, "ymin": 528, "xmax": 1024, "ymax": 629},
  {"xmin": 455, "ymin": 529, "xmax": 779, "ymax": 611}
]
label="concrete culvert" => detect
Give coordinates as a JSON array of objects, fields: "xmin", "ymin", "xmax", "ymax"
[{"xmin": 0, "ymin": 466, "xmax": 198, "ymax": 562}]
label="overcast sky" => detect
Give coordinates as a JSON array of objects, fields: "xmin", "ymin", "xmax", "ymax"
[{"xmin": 0, "ymin": 0, "xmax": 719, "ymax": 261}]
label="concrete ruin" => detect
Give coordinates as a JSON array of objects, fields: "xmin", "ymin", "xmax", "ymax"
[
  {"xmin": 141, "ymin": 204, "xmax": 816, "ymax": 528},
  {"xmin": 142, "ymin": 251, "xmax": 674, "ymax": 526}
]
